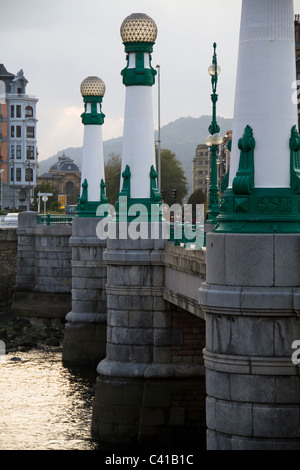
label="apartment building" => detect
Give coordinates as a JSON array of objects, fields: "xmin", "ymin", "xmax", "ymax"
[{"xmin": 0, "ymin": 65, "xmax": 38, "ymax": 210}]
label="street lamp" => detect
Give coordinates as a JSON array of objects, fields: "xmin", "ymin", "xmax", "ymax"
[
  {"xmin": 156, "ymin": 64, "xmax": 161, "ymax": 193},
  {"xmin": 9, "ymin": 158, "xmax": 15, "ymax": 211},
  {"xmin": 205, "ymin": 42, "xmax": 223, "ymax": 226},
  {"xmin": 24, "ymin": 159, "xmax": 36, "ymax": 211}
]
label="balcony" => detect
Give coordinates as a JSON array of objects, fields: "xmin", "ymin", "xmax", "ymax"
[{"xmin": 6, "ymin": 94, "xmax": 38, "ymax": 101}]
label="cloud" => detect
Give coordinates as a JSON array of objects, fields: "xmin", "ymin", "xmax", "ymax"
[
  {"xmin": 38, "ymin": 107, "xmax": 124, "ymax": 160},
  {"xmin": 38, "ymin": 106, "xmax": 83, "ymax": 160},
  {"xmin": 63, "ymin": 106, "xmax": 82, "ymax": 119},
  {"xmin": 102, "ymin": 117, "xmax": 124, "ymax": 142}
]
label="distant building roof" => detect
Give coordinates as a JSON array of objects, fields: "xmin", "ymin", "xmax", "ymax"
[
  {"xmin": 0, "ymin": 64, "xmax": 14, "ymax": 78},
  {"xmin": 38, "ymin": 172, "xmax": 60, "ymax": 179},
  {"xmin": 49, "ymin": 153, "xmax": 80, "ymax": 173}
]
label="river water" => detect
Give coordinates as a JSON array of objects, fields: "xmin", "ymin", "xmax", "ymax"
[{"xmin": 0, "ymin": 348, "xmax": 99, "ymax": 450}]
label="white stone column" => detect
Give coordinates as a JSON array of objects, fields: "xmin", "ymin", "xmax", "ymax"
[
  {"xmin": 81, "ymin": 124, "xmax": 105, "ymax": 201},
  {"xmin": 121, "ymin": 85, "xmax": 156, "ymax": 199},
  {"xmin": 78, "ymin": 76, "xmax": 106, "ymax": 210},
  {"xmin": 229, "ymin": 0, "xmax": 297, "ymax": 189}
]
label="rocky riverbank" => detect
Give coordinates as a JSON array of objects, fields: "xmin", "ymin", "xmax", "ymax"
[{"xmin": 0, "ymin": 312, "xmax": 65, "ymax": 353}]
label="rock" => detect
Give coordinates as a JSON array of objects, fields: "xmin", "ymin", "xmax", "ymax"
[
  {"xmin": 15, "ymin": 318, "xmax": 31, "ymax": 328},
  {"xmin": 20, "ymin": 335, "xmax": 38, "ymax": 348},
  {"xmin": 0, "ymin": 327, "xmax": 7, "ymax": 340},
  {"xmin": 45, "ymin": 338, "xmax": 60, "ymax": 346}
]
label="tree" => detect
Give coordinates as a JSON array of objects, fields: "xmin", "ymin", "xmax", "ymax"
[
  {"xmin": 104, "ymin": 153, "xmax": 121, "ymax": 205},
  {"xmin": 104, "ymin": 148, "xmax": 188, "ymax": 206},
  {"xmin": 156, "ymin": 148, "xmax": 188, "ymax": 206},
  {"xmin": 187, "ymin": 188, "xmax": 207, "ymax": 221}
]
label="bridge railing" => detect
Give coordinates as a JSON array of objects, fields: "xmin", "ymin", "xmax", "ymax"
[
  {"xmin": 168, "ymin": 222, "xmax": 204, "ymax": 250},
  {"xmin": 37, "ymin": 214, "xmax": 73, "ymax": 226}
]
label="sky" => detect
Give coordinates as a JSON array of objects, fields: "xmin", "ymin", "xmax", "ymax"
[{"xmin": 1, "ymin": 0, "xmax": 300, "ymax": 162}]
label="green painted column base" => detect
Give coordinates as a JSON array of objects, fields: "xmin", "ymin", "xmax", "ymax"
[
  {"xmin": 76, "ymin": 200, "xmax": 106, "ymax": 218},
  {"xmin": 115, "ymin": 197, "xmax": 162, "ymax": 222},
  {"xmin": 215, "ymin": 187, "xmax": 300, "ymax": 233},
  {"xmin": 76, "ymin": 178, "xmax": 109, "ymax": 218}
]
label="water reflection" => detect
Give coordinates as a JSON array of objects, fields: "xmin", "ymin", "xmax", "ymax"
[{"xmin": 0, "ymin": 349, "xmax": 98, "ymax": 450}]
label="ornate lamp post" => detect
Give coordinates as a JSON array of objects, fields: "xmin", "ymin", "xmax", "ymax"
[
  {"xmin": 205, "ymin": 42, "xmax": 223, "ymax": 226},
  {"xmin": 9, "ymin": 158, "xmax": 15, "ymax": 211}
]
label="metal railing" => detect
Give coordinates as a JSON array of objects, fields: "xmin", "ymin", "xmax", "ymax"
[
  {"xmin": 37, "ymin": 214, "xmax": 73, "ymax": 226},
  {"xmin": 169, "ymin": 222, "xmax": 204, "ymax": 249}
]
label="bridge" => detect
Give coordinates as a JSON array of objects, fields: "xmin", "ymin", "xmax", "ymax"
[
  {"xmin": 9, "ymin": 212, "xmax": 208, "ymax": 447},
  {"xmin": 6, "ymin": 206, "xmax": 299, "ymax": 450},
  {"xmin": 4, "ymin": 1, "xmax": 300, "ymax": 451}
]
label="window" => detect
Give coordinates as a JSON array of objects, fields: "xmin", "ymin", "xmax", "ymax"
[
  {"xmin": 25, "ymin": 106, "xmax": 33, "ymax": 117},
  {"xmin": 10, "ymin": 106, "xmax": 14, "ymax": 118},
  {"xmin": 11, "ymin": 145, "xmax": 15, "ymax": 158},
  {"xmin": 16, "ymin": 105, "xmax": 21, "ymax": 118},
  {"xmin": 10, "ymin": 167, "xmax": 14, "ymax": 182},
  {"xmin": 197, "ymin": 170, "xmax": 203, "ymax": 175},
  {"xmin": 16, "ymin": 145, "xmax": 21, "ymax": 159},
  {"xmin": 25, "ymin": 167, "xmax": 33, "ymax": 182},
  {"xmin": 65, "ymin": 181, "xmax": 74, "ymax": 194},
  {"xmin": 16, "ymin": 126, "xmax": 21, "ymax": 138},
  {"xmin": 26, "ymin": 126, "xmax": 34, "ymax": 138},
  {"xmin": 26, "ymin": 146, "xmax": 34, "ymax": 159},
  {"xmin": 11, "ymin": 126, "xmax": 14, "ymax": 138},
  {"xmin": 17, "ymin": 88, "xmax": 22, "ymax": 95},
  {"xmin": 16, "ymin": 168, "xmax": 21, "ymax": 182}
]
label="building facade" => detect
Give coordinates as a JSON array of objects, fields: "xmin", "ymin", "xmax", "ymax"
[
  {"xmin": 192, "ymin": 144, "xmax": 209, "ymax": 195},
  {"xmin": 192, "ymin": 131, "xmax": 232, "ymax": 197},
  {"xmin": 0, "ymin": 65, "xmax": 38, "ymax": 211},
  {"xmin": 37, "ymin": 153, "xmax": 81, "ymax": 206}
]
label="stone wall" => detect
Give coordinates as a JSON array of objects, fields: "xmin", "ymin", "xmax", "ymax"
[
  {"xmin": 171, "ymin": 307, "xmax": 206, "ymax": 366},
  {"xmin": 12, "ymin": 212, "xmax": 72, "ymax": 321},
  {"xmin": 0, "ymin": 228, "xmax": 17, "ymax": 312},
  {"xmin": 162, "ymin": 244, "xmax": 206, "ymax": 318}
]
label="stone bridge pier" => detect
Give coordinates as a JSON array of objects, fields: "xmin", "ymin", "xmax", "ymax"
[
  {"xmin": 91, "ymin": 223, "xmax": 206, "ymax": 447},
  {"xmin": 62, "ymin": 217, "xmax": 107, "ymax": 367},
  {"xmin": 200, "ymin": 233, "xmax": 300, "ymax": 450}
]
